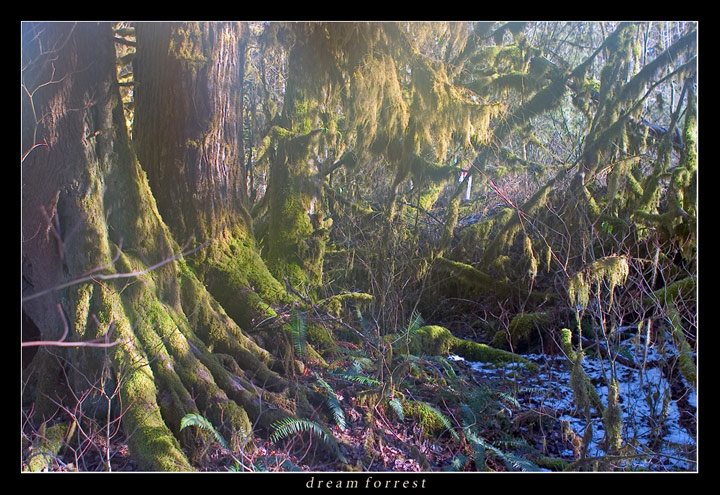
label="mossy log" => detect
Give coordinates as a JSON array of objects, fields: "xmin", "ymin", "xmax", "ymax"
[
  {"xmin": 433, "ymin": 256, "xmax": 549, "ymax": 304},
  {"xmin": 405, "ymin": 325, "xmax": 535, "ymax": 369},
  {"xmin": 646, "ymin": 276, "xmax": 695, "ymax": 308}
]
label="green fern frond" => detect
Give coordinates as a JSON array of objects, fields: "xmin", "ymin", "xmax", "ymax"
[
  {"xmin": 406, "ymin": 310, "xmax": 424, "ymax": 334},
  {"xmin": 289, "ymin": 309, "xmax": 307, "ymax": 358},
  {"xmin": 336, "ymin": 372, "xmax": 381, "ymax": 386},
  {"xmin": 269, "ymin": 417, "xmax": 347, "ymax": 463},
  {"xmin": 348, "ymin": 356, "xmax": 374, "ymax": 373},
  {"xmin": 180, "ymin": 413, "xmax": 229, "ymax": 449},
  {"xmin": 497, "ymin": 391, "xmax": 520, "ymax": 408},
  {"xmin": 472, "ymin": 434, "xmax": 541, "ymax": 472},
  {"xmin": 315, "ymin": 373, "xmax": 346, "ymax": 430},
  {"xmin": 501, "ymin": 451, "xmax": 542, "ymax": 472},
  {"xmin": 388, "ymin": 397, "xmax": 405, "ymax": 421},
  {"xmin": 444, "ymin": 453, "xmax": 471, "ymax": 471}
]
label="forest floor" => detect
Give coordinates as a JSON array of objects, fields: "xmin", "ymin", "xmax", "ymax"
[{"xmin": 21, "ymin": 324, "xmax": 696, "ymax": 472}]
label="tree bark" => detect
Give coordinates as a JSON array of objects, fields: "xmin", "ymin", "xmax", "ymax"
[
  {"xmin": 133, "ymin": 21, "xmax": 286, "ymax": 327},
  {"xmin": 21, "ymin": 21, "xmax": 294, "ymax": 472}
]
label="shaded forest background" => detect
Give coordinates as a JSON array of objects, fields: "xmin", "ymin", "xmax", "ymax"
[{"xmin": 21, "ymin": 21, "xmax": 697, "ymax": 472}]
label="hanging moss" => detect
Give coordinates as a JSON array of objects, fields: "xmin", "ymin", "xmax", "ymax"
[
  {"xmin": 479, "ymin": 180, "xmax": 554, "ymax": 271},
  {"xmin": 560, "ymin": 329, "xmax": 604, "ymax": 415},
  {"xmin": 434, "ymin": 256, "xmax": 517, "ymax": 301},
  {"xmin": 667, "ymin": 302, "xmax": 696, "ymax": 388},
  {"xmin": 568, "ymin": 255, "xmax": 629, "ymax": 312},
  {"xmin": 417, "ymin": 182, "xmax": 443, "ymax": 211},
  {"xmin": 681, "ymin": 82, "xmax": 697, "ymax": 174},
  {"xmin": 603, "ymin": 379, "xmax": 623, "ymax": 454},
  {"xmin": 453, "ymin": 207, "xmax": 514, "ymax": 262},
  {"xmin": 523, "ymin": 235, "xmax": 538, "ymax": 281}
]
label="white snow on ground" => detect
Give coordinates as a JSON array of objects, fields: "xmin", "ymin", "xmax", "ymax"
[{"xmin": 449, "ymin": 329, "xmax": 697, "ymax": 471}]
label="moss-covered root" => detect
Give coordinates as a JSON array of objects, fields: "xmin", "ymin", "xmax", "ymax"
[
  {"xmin": 25, "ymin": 423, "xmax": 68, "ymax": 472},
  {"xmin": 407, "ymin": 325, "xmax": 536, "ymax": 370},
  {"xmin": 113, "ymin": 316, "xmax": 194, "ymax": 471}
]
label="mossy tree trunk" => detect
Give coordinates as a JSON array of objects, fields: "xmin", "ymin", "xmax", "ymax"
[
  {"xmin": 22, "ymin": 22, "xmax": 297, "ymax": 472},
  {"xmin": 133, "ymin": 22, "xmax": 286, "ymax": 328},
  {"xmin": 259, "ymin": 28, "xmax": 337, "ymax": 294}
]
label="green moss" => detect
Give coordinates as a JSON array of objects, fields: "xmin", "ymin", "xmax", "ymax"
[
  {"xmin": 492, "ymin": 312, "xmax": 549, "ymax": 350},
  {"xmin": 202, "ymin": 234, "xmax": 287, "ymax": 329},
  {"xmin": 417, "ymin": 182, "xmax": 443, "ymax": 211},
  {"xmin": 452, "ymin": 338, "xmax": 535, "ymax": 370},
  {"xmin": 408, "ymin": 325, "xmax": 535, "ymax": 369},
  {"xmin": 568, "ymin": 255, "xmax": 629, "ymax": 311},
  {"xmin": 26, "ymin": 423, "xmax": 68, "ymax": 472},
  {"xmin": 113, "ymin": 319, "xmax": 193, "ymax": 471},
  {"xmin": 453, "ymin": 208, "xmax": 513, "ymax": 261},
  {"xmin": 306, "ymin": 323, "xmax": 336, "ymax": 351},
  {"xmin": 667, "ymin": 302, "xmax": 696, "ymax": 388},
  {"xmin": 434, "ymin": 256, "xmax": 546, "ymax": 304},
  {"xmin": 648, "ymin": 277, "xmax": 695, "ymax": 307},
  {"xmin": 401, "ymin": 400, "xmax": 453, "ymax": 438},
  {"xmin": 318, "ymin": 292, "xmax": 373, "ymax": 317},
  {"xmin": 535, "ymin": 455, "xmax": 569, "ymax": 472},
  {"xmin": 603, "ymin": 379, "xmax": 623, "ymax": 453},
  {"xmin": 130, "ymin": 291, "xmax": 253, "ymax": 446}
]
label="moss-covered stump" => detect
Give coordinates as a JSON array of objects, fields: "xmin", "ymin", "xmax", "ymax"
[
  {"xmin": 407, "ymin": 325, "xmax": 535, "ymax": 369},
  {"xmin": 492, "ymin": 312, "xmax": 550, "ymax": 351}
]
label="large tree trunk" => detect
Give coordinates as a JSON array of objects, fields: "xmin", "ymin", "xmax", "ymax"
[
  {"xmin": 259, "ymin": 30, "xmax": 334, "ymax": 294},
  {"xmin": 21, "ymin": 22, "xmax": 296, "ymax": 472},
  {"xmin": 133, "ymin": 22, "xmax": 286, "ymax": 328}
]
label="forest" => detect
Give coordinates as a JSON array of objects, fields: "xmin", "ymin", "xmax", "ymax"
[{"xmin": 21, "ymin": 21, "xmax": 697, "ymax": 473}]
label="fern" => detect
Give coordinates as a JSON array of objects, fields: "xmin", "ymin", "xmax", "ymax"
[
  {"xmin": 335, "ymin": 372, "xmax": 381, "ymax": 386},
  {"xmin": 458, "ymin": 406, "xmax": 540, "ymax": 472},
  {"xmin": 180, "ymin": 413, "xmax": 229, "ymax": 449},
  {"xmin": 406, "ymin": 310, "xmax": 424, "ymax": 334},
  {"xmin": 289, "ymin": 309, "xmax": 307, "ymax": 358},
  {"xmin": 315, "ymin": 373, "xmax": 346, "ymax": 430},
  {"xmin": 388, "ymin": 397, "xmax": 405, "ymax": 421},
  {"xmin": 269, "ymin": 417, "xmax": 347, "ymax": 463},
  {"xmin": 462, "ymin": 423, "xmax": 487, "ymax": 471},
  {"xmin": 497, "ymin": 391, "xmax": 520, "ymax": 409},
  {"xmin": 462, "ymin": 420, "xmax": 540, "ymax": 472},
  {"xmin": 444, "ymin": 453, "xmax": 471, "ymax": 471}
]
